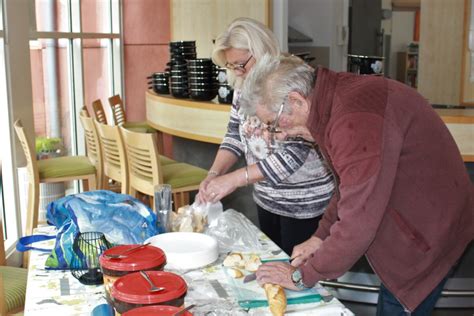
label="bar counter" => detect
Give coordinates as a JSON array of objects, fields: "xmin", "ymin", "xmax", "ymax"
[{"xmin": 146, "ymin": 90, "xmax": 474, "ymax": 161}]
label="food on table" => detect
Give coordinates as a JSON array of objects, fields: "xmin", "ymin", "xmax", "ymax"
[
  {"xmin": 244, "ymin": 254, "xmax": 261, "ymax": 272},
  {"xmin": 264, "ymin": 283, "xmax": 287, "ymax": 316},
  {"xmin": 170, "ymin": 205, "xmax": 208, "ymax": 233},
  {"xmin": 228, "ymin": 267, "xmax": 244, "ymax": 278},
  {"xmin": 223, "ymin": 252, "xmax": 245, "ymax": 268}
]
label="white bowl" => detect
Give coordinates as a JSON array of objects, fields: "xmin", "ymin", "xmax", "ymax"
[{"xmin": 145, "ymin": 232, "xmax": 219, "ymax": 270}]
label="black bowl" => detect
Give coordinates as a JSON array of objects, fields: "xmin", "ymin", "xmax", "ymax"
[
  {"xmin": 188, "ymin": 70, "xmax": 218, "ymax": 77},
  {"xmin": 217, "ymin": 68, "xmax": 228, "ymax": 83},
  {"xmin": 170, "ymin": 41, "xmax": 196, "ymax": 48},
  {"xmin": 189, "ymin": 82, "xmax": 218, "ymax": 89},
  {"xmin": 187, "ymin": 76, "xmax": 217, "ymax": 84},
  {"xmin": 153, "ymin": 84, "xmax": 170, "ymax": 95},
  {"xmin": 189, "ymin": 88, "xmax": 217, "ymax": 101},
  {"xmin": 171, "ymin": 87, "xmax": 189, "ymax": 99},
  {"xmin": 187, "ymin": 58, "xmax": 214, "ymax": 66},
  {"xmin": 147, "ymin": 72, "xmax": 169, "ymax": 80},
  {"xmin": 218, "ymin": 84, "xmax": 233, "ymax": 104}
]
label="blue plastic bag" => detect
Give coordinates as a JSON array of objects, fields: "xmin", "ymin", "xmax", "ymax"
[{"xmin": 17, "ymin": 190, "xmax": 159, "ymax": 269}]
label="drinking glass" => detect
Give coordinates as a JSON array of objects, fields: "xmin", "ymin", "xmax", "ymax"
[{"xmin": 154, "ymin": 184, "xmax": 173, "ymax": 233}]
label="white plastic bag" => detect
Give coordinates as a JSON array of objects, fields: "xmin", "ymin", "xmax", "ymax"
[{"xmin": 205, "ymin": 209, "xmax": 262, "ymax": 252}]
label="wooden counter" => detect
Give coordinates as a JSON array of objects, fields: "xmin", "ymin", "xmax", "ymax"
[
  {"xmin": 435, "ymin": 108, "xmax": 474, "ymax": 162},
  {"xmin": 146, "ymin": 90, "xmax": 231, "ymax": 144},
  {"xmin": 146, "ymin": 91, "xmax": 473, "ymax": 161}
]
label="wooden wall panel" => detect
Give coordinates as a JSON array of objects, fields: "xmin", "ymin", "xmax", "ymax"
[
  {"xmin": 171, "ymin": 0, "xmax": 270, "ymax": 58},
  {"xmin": 418, "ymin": 0, "xmax": 464, "ymax": 105},
  {"xmin": 461, "ymin": 0, "xmax": 474, "ymax": 105}
]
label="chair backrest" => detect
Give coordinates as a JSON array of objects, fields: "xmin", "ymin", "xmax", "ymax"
[
  {"xmin": 13, "ymin": 120, "xmax": 40, "ymax": 235},
  {"xmin": 92, "ymin": 99, "xmax": 108, "ymax": 125},
  {"xmin": 94, "ymin": 121, "xmax": 128, "ymax": 194},
  {"xmin": 79, "ymin": 111, "xmax": 103, "ymax": 189},
  {"xmin": 108, "ymin": 95, "xmax": 126, "ymax": 126},
  {"xmin": 120, "ymin": 126, "xmax": 162, "ymax": 197}
]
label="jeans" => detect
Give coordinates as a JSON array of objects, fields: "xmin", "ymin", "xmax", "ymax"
[{"xmin": 376, "ymin": 273, "xmax": 449, "ymax": 316}]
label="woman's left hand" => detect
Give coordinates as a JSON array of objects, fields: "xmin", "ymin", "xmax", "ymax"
[{"xmin": 256, "ymin": 262, "xmax": 300, "ymax": 291}]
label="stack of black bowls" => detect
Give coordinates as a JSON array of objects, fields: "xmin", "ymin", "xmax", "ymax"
[
  {"xmin": 217, "ymin": 67, "xmax": 234, "ymax": 104},
  {"xmin": 147, "ymin": 72, "xmax": 169, "ymax": 95},
  {"xmin": 187, "ymin": 58, "xmax": 218, "ymax": 101},
  {"xmin": 169, "ymin": 41, "xmax": 197, "ymax": 98}
]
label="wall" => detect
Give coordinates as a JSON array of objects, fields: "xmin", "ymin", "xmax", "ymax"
[
  {"xmin": 123, "ymin": 0, "xmax": 170, "ymax": 122},
  {"xmin": 418, "ymin": 0, "xmax": 464, "ymax": 105},
  {"xmin": 389, "ymin": 11, "xmax": 415, "ymax": 79},
  {"xmin": 288, "ymin": 0, "xmax": 347, "ymax": 71}
]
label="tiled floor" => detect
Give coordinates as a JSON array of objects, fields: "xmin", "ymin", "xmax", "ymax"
[{"xmin": 341, "ymin": 301, "xmax": 474, "ymax": 316}]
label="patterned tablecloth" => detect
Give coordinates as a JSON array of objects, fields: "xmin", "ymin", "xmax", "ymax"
[{"xmin": 24, "ymin": 218, "xmax": 354, "ymax": 316}]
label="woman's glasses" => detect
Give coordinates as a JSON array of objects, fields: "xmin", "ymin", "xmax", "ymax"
[
  {"xmin": 266, "ymin": 101, "xmax": 285, "ymax": 134},
  {"xmin": 225, "ymin": 55, "xmax": 253, "ymax": 72}
]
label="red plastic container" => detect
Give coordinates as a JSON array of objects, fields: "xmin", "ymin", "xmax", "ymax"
[
  {"xmin": 111, "ymin": 271, "xmax": 187, "ymax": 314},
  {"xmin": 99, "ymin": 245, "xmax": 166, "ymax": 300},
  {"xmin": 123, "ymin": 305, "xmax": 193, "ymax": 316}
]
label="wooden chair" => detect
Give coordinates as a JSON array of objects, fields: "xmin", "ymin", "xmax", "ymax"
[
  {"xmin": 79, "ymin": 110, "xmax": 104, "ymax": 189},
  {"xmin": 120, "ymin": 126, "xmax": 208, "ymax": 210},
  {"xmin": 108, "ymin": 95, "xmax": 126, "ymax": 126},
  {"xmin": 0, "ymin": 219, "xmax": 28, "ymax": 315},
  {"xmin": 94, "ymin": 121, "xmax": 129, "ymax": 194},
  {"xmin": 108, "ymin": 95, "xmax": 154, "ymax": 133},
  {"xmin": 92, "ymin": 99, "xmax": 108, "ymax": 125},
  {"xmin": 14, "ymin": 119, "xmax": 97, "ymax": 267}
]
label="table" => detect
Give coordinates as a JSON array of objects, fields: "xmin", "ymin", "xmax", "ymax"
[{"xmin": 24, "ymin": 217, "xmax": 354, "ymax": 315}]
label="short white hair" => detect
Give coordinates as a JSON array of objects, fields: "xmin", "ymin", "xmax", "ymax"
[
  {"xmin": 212, "ymin": 17, "xmax": 280, "ymax": 87},
  {"xmin": 240, "ymin": 54, "xmax": 316, "ymax": 115}
]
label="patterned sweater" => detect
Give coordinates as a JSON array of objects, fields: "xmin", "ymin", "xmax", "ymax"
[{"xmin": 220, "ymin": 92, "xmax": 335, "ymax": 219}]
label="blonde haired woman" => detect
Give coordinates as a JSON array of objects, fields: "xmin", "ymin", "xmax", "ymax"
[{"xmin": 196, "ymin": 17, "xmax": 335, "ymax": 255}]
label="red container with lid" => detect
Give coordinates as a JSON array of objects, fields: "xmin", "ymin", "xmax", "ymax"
[
  {"xmin": 99, "ymin": 245, "xmax": 166, "ymax": 301},
  {"xmin": 123, "ymin": 305, "xmax": 192, "ymax": 316},
  {"xmin": 111, "ymin": 271, "xmax": 187, "ymax": 314}
]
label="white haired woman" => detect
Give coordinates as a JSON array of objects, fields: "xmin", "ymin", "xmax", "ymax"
[{"xmin": 196, "ymin": 18, "xmax": 335, "ymax": 255}]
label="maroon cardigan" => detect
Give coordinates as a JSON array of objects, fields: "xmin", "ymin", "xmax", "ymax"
[{"xmin": 300, "ymin": 68, "xmax": 474, "ymax": 311}]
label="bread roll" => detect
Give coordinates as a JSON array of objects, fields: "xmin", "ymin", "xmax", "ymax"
[
  {"xmin": 228, "ymin": 267, "xmax": 243, "ymax": 278},
  {"xmin": 264, "ymin": 283, "xmax": 287, "ymax": 316},
  {"xmin": 244, "ymin": 254, "xmax": 261, "ymax": 272},
  {"xmin": 223, "ymin": 252, "xmax": 244, "ymax": 268}
]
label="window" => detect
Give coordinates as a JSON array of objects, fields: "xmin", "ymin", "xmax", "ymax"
[{"xmin": 1, "ymin": 0, "xmax": 122, "ymax": 251}]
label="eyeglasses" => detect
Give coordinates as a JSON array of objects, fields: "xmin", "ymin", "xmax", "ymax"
[
  {"xmin": 225, "ymin": 55, "xmax": 253, "ymax": 72},
  {"xmin": 266, "ymin": 101, "xmax": 285, "ymax": 134}
]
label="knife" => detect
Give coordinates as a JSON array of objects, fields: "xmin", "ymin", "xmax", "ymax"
[{"xmin": 243, "ymin": 272, "xmax": 257, "ymax": 283}]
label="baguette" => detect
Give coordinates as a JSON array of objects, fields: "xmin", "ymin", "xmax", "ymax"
[{"xmin": 264, "ymin": 283, "xmax": 287, "ymax": 316}]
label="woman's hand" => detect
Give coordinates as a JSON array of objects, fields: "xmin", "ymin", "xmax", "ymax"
[
  {"xmin": 195, "ymin": 174, "xmax": 218, "ymax": 204},
  {"xmin": 204, "ymin": 172, "xmax": 241, "ymax": 203},
  {"xmin": 290, "ymin": 236, "xmax": 323, "ymax": 267}
]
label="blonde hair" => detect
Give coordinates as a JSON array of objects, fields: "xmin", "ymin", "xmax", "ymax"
[
  {"xmin": 212, "ymin": 17, "xmax": 280, "ymax": 87},
  {"xmin": 240, "ymin": 54, "xmax": 315, "ymax": 116}
]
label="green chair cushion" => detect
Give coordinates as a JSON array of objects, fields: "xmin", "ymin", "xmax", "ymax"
[
  {"xmin": 159, "ymin": 155, "xmax": 176, "ymax": 166},
  {"xmin": 163, "ymin": 163, "xmax": 208, "ymax": 189},
  {"xmin": 123, "ymin": 121, "xmax": 155, "ymax": 133},
  {"xmin": 0, "ymin": 266, "xmax": 27, "ymax": 312},
  {"xmin": 38, "ymin": 156, "xmax": 95, "ymax": 179}
]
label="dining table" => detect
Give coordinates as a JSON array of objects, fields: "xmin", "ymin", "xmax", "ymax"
[{"xmin": 23, "ymin": 210, "xmax": 354, "ymax": 315}]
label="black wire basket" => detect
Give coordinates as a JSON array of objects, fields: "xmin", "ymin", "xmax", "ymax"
[{"xmin": 70, "ymin": 232, "xmax": 112, "ymax": 285}]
